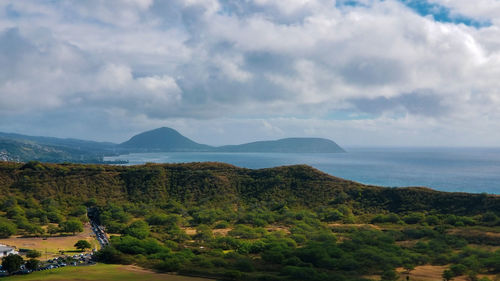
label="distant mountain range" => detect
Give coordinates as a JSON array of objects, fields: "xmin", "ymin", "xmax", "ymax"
[
  {"xmin": 0, "ymin": 127, "xmax": 345, "ymax": 163},
  {"xmin": 120, "ymin": 127, "xmax": 345, "ymax": 153}
]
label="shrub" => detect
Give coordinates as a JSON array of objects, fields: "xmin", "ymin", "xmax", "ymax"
[
  {"xmin": 0, "ymin": 221, "xmax": 16, "ymax": 238},
  {"xmin": 234, "ymin": 258, "xmax": 254, "ymax": 272},
  {"xmin": 125, "ymin": 220, "xmax": 150, "ymax": 239},
  {"xmin": 450, "ymin": 264, "xmax": 468, "ymax": 276}
]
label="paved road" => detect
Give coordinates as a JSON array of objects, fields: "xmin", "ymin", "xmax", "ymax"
[
  {"xmin": 87, "ymin": 208, "xmax": 109, "ymax": 248},
  {"xmin": 90, "ymin": 222, "xmax": 109, "ymax": 248}
]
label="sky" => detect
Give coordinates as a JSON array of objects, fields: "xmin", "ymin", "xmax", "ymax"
[{"xmin": 1, "ymin": 0, "xmax": 500, "ymax": 147}]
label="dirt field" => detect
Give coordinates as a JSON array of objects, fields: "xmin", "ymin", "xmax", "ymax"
[
  {"xmin": 181, "ymin": 227, "xmax": 232, "ymax": 236},
  {"xmin": 396, "ymin": 265, "xmax": 499, "ymax": 281},
  {"xmin": 0, "ymin": 223, "xmax": 99, "ymax": 259}
]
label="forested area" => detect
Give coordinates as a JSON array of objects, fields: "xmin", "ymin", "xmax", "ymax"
[{"xmin": 0, "ymin": 161, "xmax": 499, "ymax": 280}]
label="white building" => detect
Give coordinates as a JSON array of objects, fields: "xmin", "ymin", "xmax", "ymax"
[{"xmin": 0, "ymin": 245, "xmax": 17, "ymax": 257}]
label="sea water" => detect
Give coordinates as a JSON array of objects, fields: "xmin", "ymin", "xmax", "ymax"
[{"xmin": 104, "ymin": 147, "xmax": 500, "ymax": 194}]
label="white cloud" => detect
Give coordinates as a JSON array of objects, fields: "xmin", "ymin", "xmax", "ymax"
[
  {"xmin": 0, "ymin": 0, "xmax": 500, "ymax": 145},
  {"xmin": 429, "ymin": 0, "xmax": 500, "ymax": 23}
]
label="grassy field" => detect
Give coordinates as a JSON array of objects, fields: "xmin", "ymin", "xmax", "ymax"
[
  {"xmin": 1, "ymin": 264, "xmax": 214, "ymax": 281},
  {"xmin": 364, "ymin": 265, "xmax": 500, "ymax": 281},
  {"xmin": 0, "ymin": 224, "xmax": 99, "ymax": 259}
]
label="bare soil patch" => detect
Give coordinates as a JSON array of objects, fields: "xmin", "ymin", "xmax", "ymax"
[{"xmin": 395, "ymin": 265, "xmax": 498, "ymax": 281}]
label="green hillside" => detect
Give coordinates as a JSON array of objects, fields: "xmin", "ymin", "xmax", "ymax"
[
  {"xmin": 0, "ymin": 162, "xmax": 499, "ymax": 281},
  {"xmin": 0, "ymin": 138, "xmax": 103, "ymax": 163},
  {"xmin": 0, "ymin": 161, "xmax": 497, "ymax": 214}
]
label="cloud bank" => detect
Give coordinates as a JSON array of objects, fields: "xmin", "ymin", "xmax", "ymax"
[{"xmin": 1, "ymin": 0, "xmax": 500, "ymax": 146}]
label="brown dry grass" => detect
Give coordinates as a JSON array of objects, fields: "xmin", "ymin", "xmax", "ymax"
[
  {"xmin": 182, "ymin": 225, "xmax": 289, "ymax": 237},
  {"xmin": 328, "ymin": 223, "xmax": 382, "ymax": 230},
  {"xmin": 265, "ymin": 225, "xmax": 290, "ymax": 234},
  {"xmin": 449, "ymin": 227, "xmax": 500, "ymax": 238},
  {"xmin": 212, "ymin": 228, "xmax": 232, "ymax": 236},
  {"xmin": 181, "ymin": 227, "xmax": 233, "ymax": 236},
  {"xmin": 181, "ymin": 227, "xmax": 196, "ymax": 235},
  {"xmin": 395, "ymin": 265, "xmax": 499, "ymax": 281},
  {"xmin": 0, "ymin": 223, "xmax": 98, "ymax": 259}
]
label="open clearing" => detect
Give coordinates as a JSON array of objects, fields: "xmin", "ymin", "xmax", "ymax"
[
  {"xmin": 396, "ymin": 265, "xmax": 499, "ymax": 281},
  {"xmin": 1, "ymin": 264, "xmax": 214, "ymax": 281},
  {"xmin": 0, "ymin": 224, "xmax": 98, "ymax": 259}
]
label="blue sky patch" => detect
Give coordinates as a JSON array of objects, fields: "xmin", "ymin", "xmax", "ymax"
[
  {"xmin": 5, "ymin": 4, "xmax": 20, "ymax": 19},
  {"xmin": 335, "ymin": 0, "xmax": 368, "ymax": 8},
  {"xmin": 399, "ymin": 0, "xmax": 491, "ymax": 28}
]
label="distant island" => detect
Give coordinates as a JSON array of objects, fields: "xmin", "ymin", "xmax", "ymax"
[
  {"xmin": 120, "ymin": 127, "xmax": 345, "ymax": 153},
  {"xmin": 0, "ymin": 127, "xmax": 345, "ymax": 163}
]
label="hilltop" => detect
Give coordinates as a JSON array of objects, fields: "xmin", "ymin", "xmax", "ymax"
[{"xmin": 119, "ymin": 127, "xmax": 212, "ymax": 152}]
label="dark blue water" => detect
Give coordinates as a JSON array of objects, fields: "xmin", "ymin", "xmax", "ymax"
[{"xmin": 104, "ymin": 147, "xmax": 500, "ymax": 194}]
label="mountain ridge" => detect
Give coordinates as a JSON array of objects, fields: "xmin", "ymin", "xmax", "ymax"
[
  {"xmin": 0, "ymin": 161, "xmax": 497, "ymax": 215},
  {"xmin": 0, "ymin": 127, "xmax": 345, "ymax": 162},
  {"xmin": 120, "ymin": 127, "xmax": 345, "ymax": 153},
  {"xmin": 216, "ymin": 137, "xmax": 345, "ymax": 153}
]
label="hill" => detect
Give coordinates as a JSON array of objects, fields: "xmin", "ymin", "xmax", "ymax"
[
  {"xmin": 216, "ymin": 137, "xmax": 345, "ymax": 153},
  {"xmin": 0, "ymin": 132, "xmax": 115, "ymax": 154},
  {"xmin": 0, "ymin": 138, "xmax": 103, "ymax": 163},
  {"xmin": 0, "ymin": 161, "xmax": 497, "ymax": 215},
  {"xmin": 119, "ymin": 127, "xmax": 345, "ymax": 153},
  {"xmin": 119, "ymin": 127, "xmax": 212, "ymax": 152},
  {"xmin": 1, "ymin": 161, "xmax": 499, "ymax": 281}
]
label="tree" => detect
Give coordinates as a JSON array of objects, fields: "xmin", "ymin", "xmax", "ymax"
[
  {"xmin": 25, "ymin": 259, "xmax": 39, "ymax": 271},
  {"xmin": 25, "ymin": 224, "xmax": 44, "ymax": 236},
  {"xmin": 194, "ymin": 224, "xmax": 214, "ymax": 242},
  {"xmin": 465, "ymin": 272, "xmax": 479, "ymax": 281},
  {"xmin": 450, "ymin": 264, "xmax": 467, "ymax": 276},
  {"xmin": 26, "ymin": 250, "xmax": 41, "ymax": 259},
  {"xmin": 0, "ymin": 221, "xmax": 16, "ymax": 238},
  {"xmin": 381, "ymin": 269, "xmax": 400, "ymax": 281},
  {"xmin": 1, "ymin": 254, "xmax": 23, "ymax": 274},
  {"xmin": 403, "ymin": 263, "xmax": 415, "ymax": 274},
  {"xmin": 47, "ymin": 224, "xmax": 59, "ymax": 235},
  {"xmin": 443, "ymin": 269, "xmax": 454, "ymax": 281},
  {"xmin": 74, "ymin": 240, "xmax": 92, "ymax": 251},
  {"xmin": 124, "ymin": 220, "xmax": 149, "ymax": 239},
  {"xmin": 61, "ymin": 219, "xmax": 83, "ymax": 235}
]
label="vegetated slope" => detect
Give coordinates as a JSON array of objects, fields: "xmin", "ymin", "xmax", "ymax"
[
  {"xmin": 0, "ymin": 161, "xmax": 497, "ymax": 216},
  {"xmin": 1, "ymin": 161, "xmax": 500, "ymax": 281},
  {"xmin": 0, "ymin": 132, "xmax": 115, "ymax": 154},
  {"xmin": 0, "ymin": 138, "xmax": 102, "ymax": 163},
  {"xmin": 215, "ymin": 138, "xmax": 346, "ymax": 153},
  {"xmin": 119, "ymin": 127, "xmax": 212, "ymax": 152}
]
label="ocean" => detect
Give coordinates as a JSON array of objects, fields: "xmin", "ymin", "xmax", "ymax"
[{"xmin": 104, "ymin": 147, "xmax": 500, "ymax": 194}]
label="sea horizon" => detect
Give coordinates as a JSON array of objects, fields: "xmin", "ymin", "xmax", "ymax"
[{"xmin": 104, "ymin": 146, "xmax": 500, "ymax": 195}]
